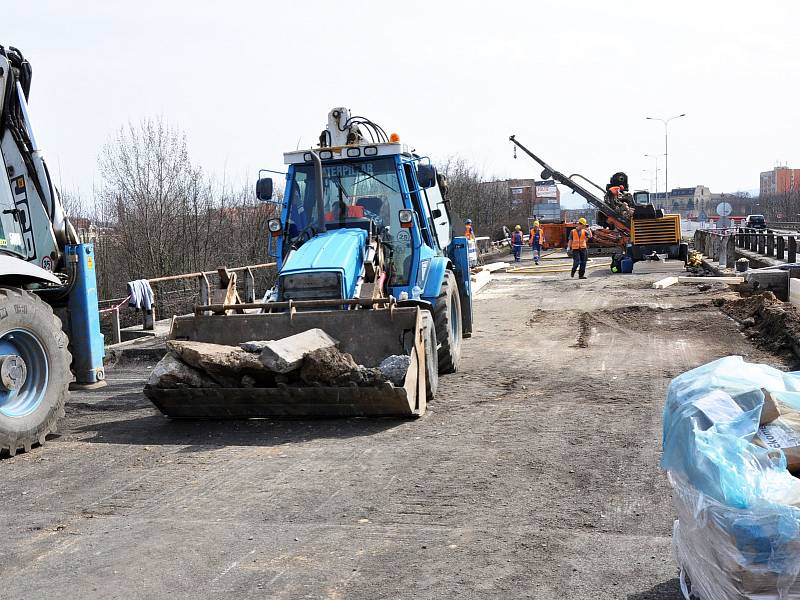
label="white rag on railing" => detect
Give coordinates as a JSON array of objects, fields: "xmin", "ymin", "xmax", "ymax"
[{"xmin": 127, "ymin": 279, "xmax": 154, "ymax": 311}]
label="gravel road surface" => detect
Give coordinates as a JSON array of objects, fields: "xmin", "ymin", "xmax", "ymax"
[{"xmin": 1, "ymin": 265, "xmax": 787, "ymax": 599}]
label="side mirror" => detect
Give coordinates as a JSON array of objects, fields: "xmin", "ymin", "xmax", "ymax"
[
  {"xmin": 256, "ymin": 177, "xmax": 274, "ymax": 201},
  {"xmin": 417, "ymin": 164, "xmax": 437, "ymax": 189}
]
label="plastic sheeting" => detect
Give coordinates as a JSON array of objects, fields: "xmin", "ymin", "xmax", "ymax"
[{"xmin": 662, "ymin": 356, "xmax": 800, "ymax": 599}]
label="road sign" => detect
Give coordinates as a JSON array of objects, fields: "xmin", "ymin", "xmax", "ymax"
[{"xmin": 716, "ymin": 202, "xmax": 733, "ymax": 217}]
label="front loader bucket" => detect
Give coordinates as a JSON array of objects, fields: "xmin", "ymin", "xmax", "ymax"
[{"xmin": 144, "ymin": 306, "xmax": 427, "ymax": 419}]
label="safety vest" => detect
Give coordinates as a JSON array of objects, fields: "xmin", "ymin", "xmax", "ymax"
[
  {"xmin": 530, "ymin": 227, "xmax": 543, "ymax": 244},
  {"xmin": 511, "ymin": 231, "xmax": 523, "ymax": 246},
  {"xmin": 465, "ymin": 223, "xmax": 474, "ymax": 240},
  {"xmin": 570, "ymin": 228, "xmax": 589, "ymax": 250}
]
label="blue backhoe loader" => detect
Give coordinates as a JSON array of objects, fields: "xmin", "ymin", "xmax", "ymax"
[
  {"xmin": 0, "ymin": 46, "xmax": 105, "ymax": 455},
  {"xmin": 146, "ymin": 108, "xmax": 473, "ymax": 418}
]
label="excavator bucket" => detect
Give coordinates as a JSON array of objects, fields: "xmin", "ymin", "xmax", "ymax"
[{"xmin": 144, "ymin": 305, "xmax": 427, "ymax": 419}]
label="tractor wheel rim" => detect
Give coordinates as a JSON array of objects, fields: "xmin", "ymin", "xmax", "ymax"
[{"xmin": 0, "ymin": 329, "xmax": 49, "ymax": 418}]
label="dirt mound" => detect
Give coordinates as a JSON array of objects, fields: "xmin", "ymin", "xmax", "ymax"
[
  {"xmin": 721, "ymin": 292, "xmax": 800, "ymax": 357},
  {"xmin": 721, "ymin": 292, "xmax": 778, "ymax": 322}
]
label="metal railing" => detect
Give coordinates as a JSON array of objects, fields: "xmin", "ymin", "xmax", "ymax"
[
  {"xmin": 98, "ymin": 262, "xmax": 277, "ymax": 345},
  {"xmin": 693, "ymin": 228, "xmax": 800, "ymax": 270}
]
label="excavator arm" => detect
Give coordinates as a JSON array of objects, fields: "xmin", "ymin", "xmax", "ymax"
[
  {"xmin": 508, "ymin": 135, "xmax": 630, "ymax": 233},
  {"xmin": 0, "ymin": 45, "xmax": 76, "ymax": 273}
]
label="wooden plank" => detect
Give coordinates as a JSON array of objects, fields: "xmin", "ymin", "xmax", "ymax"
[
  {"xmin": 676, "ymin": 276, "xmax": 744, "ymax": 284},
  {"xmin": 480, "ymin": 262, "xmax": 510, "ymax": 273},
  {"xmin": 471, "ymin": 270, "xmax": 492, "ymax": 293},
  {"xmin": 653, "ymin": 276, "xmax": 679, "ymax": 289}
]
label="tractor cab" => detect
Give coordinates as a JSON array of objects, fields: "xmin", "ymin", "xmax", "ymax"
[
  {"xmin": 257, "ymin": 132, "xmax": 455, "ymax": 297},
  {"xmin": 632, "ymin": 190, "xmax": 651, "ymax": 206}
]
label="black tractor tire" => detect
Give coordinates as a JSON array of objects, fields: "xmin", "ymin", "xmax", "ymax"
[
  {"xmin": 0, "ymin": 287, "xmax": 71, "ymax": 457},
  {"xmin": 434, "ymin": 270, "xmax": 463, "ymax": 374},
  {"xmin": 420, "ymin": 311, "xmax": 438, "ymax": 401}
]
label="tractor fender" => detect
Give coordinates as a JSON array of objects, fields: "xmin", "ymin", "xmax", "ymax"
[
  {"xmin": 0, "ymin": 255, "xmax": 61, "ymax": 286},
  {"xmin": 420, "ymin": 256, "xmax": 452, "ymax": 306}
]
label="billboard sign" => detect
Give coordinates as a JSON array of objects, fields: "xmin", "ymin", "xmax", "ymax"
[{"xmin": 535, "ymin": 180, "xmax": 558, "ymax": 199}]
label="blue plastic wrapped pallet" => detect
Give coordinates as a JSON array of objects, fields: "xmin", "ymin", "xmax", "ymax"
[{"xmin": 662, "ymin": 356, "xmax": 800, "ymax": 599}]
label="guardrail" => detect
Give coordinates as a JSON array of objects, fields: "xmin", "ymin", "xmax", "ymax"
[
  {"xmin": 767, "ymin": 222, "xmax": 800, "ymax": 230},
  {"xmin": 694, "ymin": 228, "xmax": 800, "ymax": 271},
  {"xmin": 99, "ymin": 262, "xmax": 277, "ymax": 345}
]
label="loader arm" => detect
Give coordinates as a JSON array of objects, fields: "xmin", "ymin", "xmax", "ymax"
[{"xmin": 508, "ymin": 135, "xmax": 630, "ymax": 233}]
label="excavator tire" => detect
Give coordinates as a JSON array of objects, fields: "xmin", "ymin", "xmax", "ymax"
[
  {"xmin": 421, "ymin": 311, "xmax": 438, "ymax": 400},
  {"xmin": 0, "ymin": 287, "xmax": 71, "ymax": 457},
  {"xmin": 434, "ymin": 270, "xmax": 462, "ymax": 374}
]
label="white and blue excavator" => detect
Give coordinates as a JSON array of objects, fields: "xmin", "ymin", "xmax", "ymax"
[{"xmin": 0, "ymin": 45, "xmax": 105, "ymax": 455}]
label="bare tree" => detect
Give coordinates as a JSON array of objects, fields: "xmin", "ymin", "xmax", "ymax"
[
  {"xmin": 90, "ymin": 117, "xmax": 282, "ymax": 318},
  {"xmin": 438, "ymin": 157, "xmax": 525, "ymax": 239}
]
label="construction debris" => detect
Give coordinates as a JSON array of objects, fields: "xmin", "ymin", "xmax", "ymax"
[
  {"xmin": 148, "ymin": 329, "xmax": 400, "ymax": 391},
  {"xmin": 721, "ymin": 292, "xmax": 800, "ymax": 358}
]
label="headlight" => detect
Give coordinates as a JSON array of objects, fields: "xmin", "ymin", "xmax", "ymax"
[
  {"xmin": 268, "ymin": 219, "xmax": 282, "ymax": 233},
  {"xmin": 399, "ymin": 209, "xmax": 414, "ymax": 228}
]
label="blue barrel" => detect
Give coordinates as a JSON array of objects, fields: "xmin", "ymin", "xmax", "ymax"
[{"xmin": 621, "ymin": 256, "xmax": 634, "ymax": 274}]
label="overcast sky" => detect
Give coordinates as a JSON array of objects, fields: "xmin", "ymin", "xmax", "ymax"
[{"xmin": 4, "ymin": 1, "xmax": 798, "ymax": 209}]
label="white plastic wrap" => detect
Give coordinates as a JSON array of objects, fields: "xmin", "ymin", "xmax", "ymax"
[
  {"xmin": 671, "ymin": 473, "xmax": 800, "ymax": 599},
  {"xmin": 663, "ymin": 357, "xmax": 800, "ymax": 599}
]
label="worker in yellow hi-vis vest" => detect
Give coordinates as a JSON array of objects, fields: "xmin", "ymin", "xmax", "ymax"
[
  {"xmin": 567, "ymin": 218, "xmax": 593, "ymax": 279},
  {"xmin": 529, "ymin": 220, "xmax": 545, "ymax": 264}
]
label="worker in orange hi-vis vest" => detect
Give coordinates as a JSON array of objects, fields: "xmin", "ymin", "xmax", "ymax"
[
  {"xmin": 464, "ymin": 219, "xmax": 475, "ymax": 240},
  {"xmin": 567, "ymin": 218, "xmax": 593, "ymax": 279},
  {"xmin": 529, "ymin": 220, "xmax": 545, "ymax": 265}
]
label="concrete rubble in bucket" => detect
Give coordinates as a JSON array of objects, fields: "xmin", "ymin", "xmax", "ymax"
[{"xmin": 147, "ymin": 328, "xmax": 410, "ymax": 389}]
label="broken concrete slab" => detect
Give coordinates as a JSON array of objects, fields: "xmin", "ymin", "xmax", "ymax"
[
  {"xmin": 259, "ymin": 328, "xmax": 338, "ymax": 374},
  {"xmin": 167, "ymin": 340, "xmax": 265, "ymax": 376},
  {"xmin": 147, "ymin": 354, "xmax": 220, "ymax": 389},
  {"xmin": 299, "ymin": 346, "xmax": 385, "ymax": 386}
]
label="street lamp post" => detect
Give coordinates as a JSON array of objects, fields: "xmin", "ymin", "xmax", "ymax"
[
  {"xmin": 644, "ymin": 153, "xmax": 662, "ymax": 205},
  {"xmin": 646, "ymin": 113, "xmax": 686, "ymax": 206}
]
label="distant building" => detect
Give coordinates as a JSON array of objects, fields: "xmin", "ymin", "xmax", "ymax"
[
  {"xmin": 760, "ymin": 166, "xmax": 800, "ymax": 196},
  {"xmin": 650, "ymin": 185, "xmax": 711, "ymax": 219},
  {"xmin": 562, "ymin": 208, "xmax": 596, "ymax": 224},
  {"xmin": 503, "ymin": 178, "xmax": 562, "ymax": 221}
]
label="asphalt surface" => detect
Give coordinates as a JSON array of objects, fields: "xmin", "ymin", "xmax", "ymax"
[{"xmin": 0, "ymin": 259, "xmax": 788, "ymax": 599}]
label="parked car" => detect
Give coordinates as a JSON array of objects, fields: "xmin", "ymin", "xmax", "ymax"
[{"xmin": 745, "ymin": 214, "xmax": 766, "ymax": 229}]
